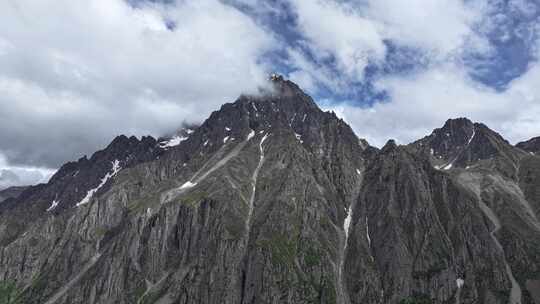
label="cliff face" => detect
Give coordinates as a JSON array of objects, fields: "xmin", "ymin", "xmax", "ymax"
[
  {"xmin": 346, "ymin": 126, "xmax": 540, "ymax": 304},
  {"xmin": 517, "ymin": 137, "xmax": 540, "ymax": 155},
  {"xmin": 0, "ymin": 78, "xmax": 539, "ymax": 304}
]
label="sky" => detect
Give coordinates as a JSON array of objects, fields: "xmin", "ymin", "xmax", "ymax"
[{"xmin": 1, "ymin": 0, "xmax": 540, "ymax": 188}]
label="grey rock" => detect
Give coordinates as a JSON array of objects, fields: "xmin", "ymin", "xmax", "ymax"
[
  {"xmin": 0, "ymin": 186, "xmax": 27, "ymax": 203},
  {"xmin": 1, "ymin": 78, "xmax": 539, "ymax": 304}
]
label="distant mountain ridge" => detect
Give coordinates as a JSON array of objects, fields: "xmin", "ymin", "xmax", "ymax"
[
  {"xmin": 0, "ymin": 186, "xmax": 27, "ymax": 203},
  {"xmin": 0, "ymin": 76, "xmax": 539, "ymax": 304},
  {"xmin": 517, "ymin": 136, "xmax": 540, "ymax": 154}
]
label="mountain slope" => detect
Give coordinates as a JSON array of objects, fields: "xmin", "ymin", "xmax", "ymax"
[
  {"xmin": 0, "ymin": 186, "xmax": 27, "ymax": 203},
  {"xmin": 1, "ymin": 78, "xmax": 539, "ymax": 304},
  {"xmin": 0, "ymin": 76, "xmax": 365, "ymax": 304},
  {"xmin": 343, "ymin": 118, "xmax": 540, "ymax": 304},
  {"xmin": 517, "ymin": 137, "xmax": 540, "ymax": 154}
]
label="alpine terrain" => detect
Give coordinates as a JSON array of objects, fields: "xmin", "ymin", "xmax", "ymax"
[{"xmin": 1, "ymin": 76, "xmax": 539, "ymax": 304}]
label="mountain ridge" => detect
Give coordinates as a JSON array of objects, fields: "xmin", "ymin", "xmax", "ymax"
[{"xmin": 1, "ymin": 76, "xmax": 539, "ymax": 304}]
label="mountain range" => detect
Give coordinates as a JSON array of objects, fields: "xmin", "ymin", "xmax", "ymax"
[{"xmin": 0, "ymin": 76, "xmax": 539, "ymax": 304}]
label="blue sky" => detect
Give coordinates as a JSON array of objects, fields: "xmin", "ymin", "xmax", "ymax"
[
  {"xmin": 1, "ymin": 0, "xmax": 540, "ymax": 187},
  {"xmin": 228, "ymin": 0, "xmax": 539, "ymax": 105}
]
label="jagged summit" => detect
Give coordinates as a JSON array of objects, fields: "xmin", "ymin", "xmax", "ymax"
[
  {"xmin": 2, "ymin": 78, "xmax": 540, "ymax": 304},
  {"xmin": 411, "ymin": 117, "xmax": 525, "ymax": 175},
  {"xmin": 517, "ymin": 136, "xmax": 540, "ymax": 154},
  {"xmin": 416, "ymin": 117, "xmax": 475, "ymax": 156},
  {"xmin": 380, "ymin": 139, "xmax": 398, "ymax": 153},
  {"xmin": 0, "ymin": 74, "xmax": 367, "ymax": 304}
]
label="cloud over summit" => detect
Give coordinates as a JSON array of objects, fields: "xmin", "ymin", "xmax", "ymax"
[{"xmin": 0, "ymin": 0, "xmax": 275, "ymax": 169}]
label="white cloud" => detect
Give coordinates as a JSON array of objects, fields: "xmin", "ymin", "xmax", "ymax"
[
  {"xmin": 0, "ymin": 154, "xmax": 54, "ymax": 190},
  {"xmin": 367, "ymin": 0, "xmax": 489, "ymax": 57},
  {"xmin": 287, "ymin": 0, "xmax": 492, "ymax": 95},
  {"xmin": 290, "ymin": 0, "xmax": 386, "ymax": 80},
  {"xmin": 329, "ymin": 60, "xmax": 540, "ymax": 147},
  {"xmin": 2, "ymin": 0, "xmax": 539, "ymax": 169},
  {"xmin": 287, "ymin": 0, "xmax": 540, "ymax": 147},
  {"xmin": 0, "ymin": 0, "xmax": 275, "ymax": 168}
]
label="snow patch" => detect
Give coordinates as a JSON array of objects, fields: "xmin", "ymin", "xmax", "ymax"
[
  {"xmin": 247, "ymin": 130, "xmax": 255, "ymax": 141},
  {"xmin": 366, "ymin": 216, "xmax": 371, "ymax": 247},
  {"xmin": 443, "ymin": 163, "xmax": 453, "ymax": 170},
  {"xmin": 261, "ymin": 133, "xmax": 269, "ymax": 146},
  {"xmin": 302, "ymin": 114, "xmax": 307, "ymax": 122},
  {"xmin": 246, "ymin": 134, "xmax": 268, "ymax": 234},
  {"xmin": 290, "ymin": 113, "xmax": 297, "ymax": 126},
  {"xmin": 160, "ymin": 136, "xmax": 187, "ymax": 148},
  {"xmin": 179, "ymin": 181, "xmax": 197, "ymax": 190},
  {"xmin": 47, "ymin": 200, "xmax": 60, "ymax": 212},
  {"xmin": 186, "ymin": 129, "xmax": 194, "ymax": 134},
  {"xmin": 467, "ymin": 127, "xmax": 476, "ymax": 145},
  {"xmin": 225, "ymin": 127, "xmax": 231, "ymax": 131},
  {"xmin": 76, "ymin": 160, "xmax": 121, "ymax": 207},
  {"xmin": 295, "ymin": 133, "xmax": 303, "ymax": 144},
  {"xmin": 356, "ymin": 169, "xmax": 361, "ymax": 175},
  {"xmin": 251, "ymin": 102, "xmax": 259, "ymax": 116},
  {"xmin": 203, "ymin": 140, "xmax": 209, "ymax": 146},
  {"xmin": 456, "ymin": 278, "xmax": 464, "ymax": 288},
  {"xmin": 223, "ymin": 136, "xmax": 230, "ymax": 143},
  {"xmin": 344, "ymin": 206, "xmax": 353, "ymax": 238}
]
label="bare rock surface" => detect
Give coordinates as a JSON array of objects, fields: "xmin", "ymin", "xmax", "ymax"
[{"xmin": 1, "ymin": 77, "xmax": 539, "ymax": 304}]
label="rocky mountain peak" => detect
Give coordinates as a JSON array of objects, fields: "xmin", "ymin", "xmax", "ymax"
[
  {"xmin": 410, "ymin": 117, "xmax": 525, "ymax": 175},
  {"xmin": 426, "ymin": 117, "xmax": 475, "ymax": 155},
  {"xmin": 173, "ymin": 76, "xmax": 360, "ymax": 162},
  {"xmin": 517, "ymin": 136, "xmax": 540, "ymax": 154},
  {"xmin": 3, "ymin": 78, "xmax": 540, "ymax": 304},
  {"xmin": 381, "ymin": 139, "xmax": 398, "ymax": 153}
]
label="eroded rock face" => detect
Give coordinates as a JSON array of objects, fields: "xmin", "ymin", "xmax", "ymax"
[
  {"xmin": 0, "ymin": 77, "xmax": 365, "ymax": 304},
  {"xmin": 1, "ymin": 77, "xmax": 539, "ymax": 304},
  {"xmin": 517, "ymin": 137, "xmax": 540, "ymax": 154},
  {"xmin": 345, "ymin": 141, "xmax": 540, "ymax": 304}
]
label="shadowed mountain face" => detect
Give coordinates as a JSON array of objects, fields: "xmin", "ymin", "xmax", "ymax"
[
  {"xmin": 0, "ymin": 186, "xmax": 27, "ymax": 203},
  {"xmin": 1, "ymin": 77, "xmax": 539, "ymax": 304},
  {"xmin": 517, "ymin": 137, "xmax": 540, "ymax": 154}
]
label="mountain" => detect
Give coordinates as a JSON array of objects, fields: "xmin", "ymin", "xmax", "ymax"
[
  {"xmin": 0, "ymin": 186, "xmax": 27, "ymax": 203},
  {"xmin": 0, "ymin": 76, "xmax": 539, "ymax": 304},
  {"xmin": 348, "ymin": 121, "xmax": 540, "ymax": 304},
  {"xmin": 517, "ymin": 137, "xmax": 540, "ymax": 154}
]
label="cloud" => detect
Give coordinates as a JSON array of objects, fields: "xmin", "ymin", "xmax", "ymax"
[
  {"xmin": 0, "ymin": 0, "xmax": 275, "ymax": 168},
  {"xmin": 284, "ymin": 0, "xmax": 540, "ymax": 147},
  {"xmin": 285, "ymin": 0, "xmax": 494, "ymax": 98},
  {"xmin": 367, "ymin": 0, "xmax": 489, "ymax": 57},
  {"xmin": 2, "ymin": 0, "xmax": 539, "ymax": 172},
  {"xmin": 329, "ymin": 58, "xmax": 540, "ymax": 147},
  {"xmin": 290, "ymin": 0, "xmax": 386, "ymax": 80},
  {"xmin": 0, "ymin": 154, "xmax": 54, "ymax": 190}
]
